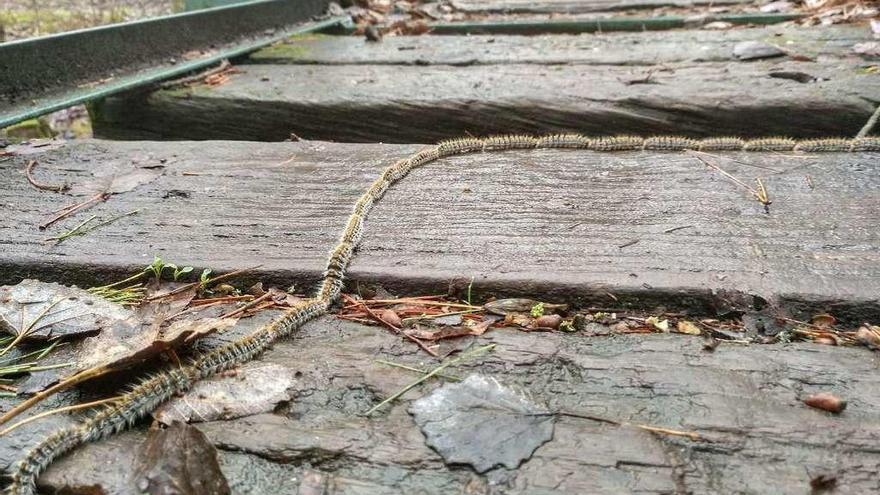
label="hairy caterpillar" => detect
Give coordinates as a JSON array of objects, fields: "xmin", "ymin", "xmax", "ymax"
[{"xmin": 5, "ymin": 133, "xmax": 879, "ymax": 494}]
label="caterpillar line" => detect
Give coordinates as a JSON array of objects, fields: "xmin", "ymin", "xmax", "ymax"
[{"xmin": 5, "ymin": 134, "xmax": 880, "ymax": 493}]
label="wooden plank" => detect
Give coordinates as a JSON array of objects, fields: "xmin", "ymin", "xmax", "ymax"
[
  {"xmin": 449, "ymin": 0, "xmax": 753, "ymax": 14},
  {"xmin": 28, "ymin": 326, "xmax": 880, "ymax": 494},
  {"xmin": 249, "ymin": 26, "xmax": 863, "ymax": 66},
  {"xmin": 2, "ymin": 140, "xmax": 879, "ymax": 321},
  {"xmin": 92, "ymin": 58, "xmax": 878, "ymax": 142}
]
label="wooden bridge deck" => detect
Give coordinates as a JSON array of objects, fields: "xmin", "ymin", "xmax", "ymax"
[
  {"xmin": 2, "ymin": 140, "xmax": 879, "ymax": 321},
  {"xmin": 2, "ymin": 3, "xmax": 880, "ymax": 494},
  {"xmin": 91, "ymin": 24, "xmax": 879, "ymax": 142}
]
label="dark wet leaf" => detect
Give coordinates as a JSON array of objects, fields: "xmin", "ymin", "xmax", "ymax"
[
  {"xmin": 13, "ymin": 283, "xmax": 228, "ymax": 394},
  {"xmin": 69, "ymin": 167, "xmax": 163, "ymax": 197},
  {"xmin": 409, "ymin": 374, "xmax": 554, "ymax": 473},
  {"xmin": 0, "ymin": 280, "xmax": 132, "ymax": 341},
  {"xmin": 132, "ymin": 422, "xmax": 230, "ymax": 495},
  {"xmin": 155, "ymin": 363, "xmax": 291, "ymax": 424}
]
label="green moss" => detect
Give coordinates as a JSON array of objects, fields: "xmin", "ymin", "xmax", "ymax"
[
  {"xmin": 250, "ymin": 42, "xmax": 312, "ymax": 61},
  {"xmin": 4, "ymin": 118, "xmax": 55, "ymax": 141}
]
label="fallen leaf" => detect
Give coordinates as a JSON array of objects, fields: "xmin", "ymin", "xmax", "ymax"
[
  {"xmin": 11, "ymin": 283, "xmax": 225, "ymax": 394},
  {"xmin": 406, "ymin": 325, "xmax": 473, "ymax": 341},
  {"xmin": 69, "ymin": 167, "xmax": 163, "ymax": 197},
  {"xmin": 409, "ymin": 374, "xmax": 554, "ymax": 473},
  {"xmin": 856, "ymin": 325, "xmax": 880, "ymax": 349},
  {"xmin": 810, "ymin": 313, "xmax": 836, "ymax": 328},
  {"xmin": 158, "ymin": 317, "xmax": 237, "ymax": 345},
  {"xmin": 465, "ymin": 315, "xmax": 500, "ymax": 336},
  {"xmin": 676, "ymin": 320, "xmax": 702, "ymax": 335},
  {"xmin": 131, "ymin": 422, "xmax": 230, "ymax": 495},
  {"xmin": 377, "ymin": 309, "xmax": 402, "ymax": 328},
  {"xmin": 0, "ymin": 280, "xmax": 132, "ymax": 341},
  {"xmin": 155, "ymin": 363, "xmax": 291, "ymax": 424},
  {"xmin": 646, "ymin": 316, "xmax": 670, "ymax": 332}
]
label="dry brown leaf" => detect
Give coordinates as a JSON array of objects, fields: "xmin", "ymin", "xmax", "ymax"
[
  {"xmin": 406, "ymin": 325, "xmax": 474, "ymax": 341},
  {"xmin": 810, "ymin": 313, "xmax": 837, "ymax": 328},
  {"xmin": 676, "ymin": 320, "xmax": 702, "ymax": 335},
  {"xmin": 377, "ymin": 309, "xmax": 402, "ymax": 328},
  {"xmin": 69, "ymin": 167, "xmax": 163, "ymax": 197}
]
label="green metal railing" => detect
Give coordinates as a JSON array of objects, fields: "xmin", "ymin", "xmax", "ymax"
[{"xmin": 0, "ymin": 0, "xmax": 337, "ymax": 129}]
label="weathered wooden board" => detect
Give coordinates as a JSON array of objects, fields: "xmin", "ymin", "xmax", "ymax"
[
  {"xmin": 249, "ymin": 26, "xmax": 864, "ymax": 66},
  {"xmin": 28, "ymin": 319, "xmax": 880, "ymax": 494},
  {"xmin": 92, "ymin": 58, "xmax": 878, "ymax": 142},
  {"xmin": 449, "ymin": 0, "xmax": 752, "ymax": 14},
  {"xmin": 1, "ymin": 140, "xmax": 879, "ymax": 320}
]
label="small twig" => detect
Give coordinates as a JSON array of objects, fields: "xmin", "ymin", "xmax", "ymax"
[
  {"xmin": 0, "ymin": 298, "xmax": 64, "ymax": 358},
  {"xmin": 685, "ymin": 149, "xmax": 781, "ymax": 172},
  {"xmin": 663, "ymin": 225, "xmax": 694, "ymax": 234},
  {"xmin": 0, "ymin": 365, "xmax": 114, "ymax": 426},
  {"xmin": 25, "ymin": 160, "xmax": 67, "ymax": 192},
  {"xmin": 805, "ymin": 175, "xmax": 814, "ymax": 190},
  {"xmin": 687, "ymin": 151, "xmax": 771, "ymax": 209},
  {"xmin": 343, "ymin": 299, "xmax": 481, "ymax": 311},
  {"xmin": 160, "ymin": 59, "xmax": 231, "ymax": 89},
  {"xmin": 540, "ymin": 410, "xmax": 705, "ymax": 441},
  {"xmin": 191, "ymin": 295, "xmax": 254, "ymax": 305},
  {"xmin": 375, "ymin": 359, "xmax": 462, "ymax": 381},
  {"xmin": 0, "ymin": 396, "xmax": 121, "ymax": 437},
  {"xmin": 342, "ymin": 294, "xmax": 438, "ymax": 357},
  {"xmin": 364, "ymin": 344, "xmax": 495, "ymax": 415},
  {"xmin": 44, "ymin": 209, "xmax": 140, "ymax": 244},
  {"xmin": 618, "ymin": 239, "xmax": 639, "ymax": 249},
  {"xmin": 219, "ymin": 292, "xmax": 273, "ymax": 319},
  {"xmin": 40, "ymin": 192, "xmax": 109, "ymax": 230},
  {"xmin": 856, "ymin": 103, "xmax": 880, "ymax": 139},
  {"xmin": 145, "ymin": 266, "xmax": 261, "ymax": 301}
]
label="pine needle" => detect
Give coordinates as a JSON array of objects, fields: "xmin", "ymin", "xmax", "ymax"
[{"xmin": 364, "ymin": 344, "xmax": 494, "ymax": 416}]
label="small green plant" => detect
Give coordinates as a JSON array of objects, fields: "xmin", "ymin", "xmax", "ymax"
[
  {"xmin": 146, "ymin": 256, "xmax": 166, "ymax": 281},
  {"xmin": 199, "ymin": 268, "xmax": 213, "ymax": 288},
  {"xmin": 559, "ymin": 320, "xmax": 575, "ymax": 332},
  {"xmin": 167, "ymin": 264, "xmax": 193, "ymax": 282},
  {"xmin": 144, "ymin": 256, "xmax": 193, "ymax": 282},
  {"xmin": 530, "ymin": 302, "xmax": 545, "ymax": 318}
]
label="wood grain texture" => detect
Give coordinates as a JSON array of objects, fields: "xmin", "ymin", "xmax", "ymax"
[
  {"xmin": 1, "ymin": 140, "xmax": 878, "ymax": 320},
  {"xmin": 92, "ymin": 59, "xmax": 879, "ymax": 142},
  {"xmin": 31, "ymin": 322, "xmax": 880, "ymax": 494},
  {"xmin": 449, "ymin": 0, "xmax": 752, "ymax": 14},
  {"xmin": 249, "ymin": 26, "xmax": 864, "ymax": 66}
]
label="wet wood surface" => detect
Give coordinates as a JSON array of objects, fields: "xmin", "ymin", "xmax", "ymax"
[{"xmin": 2, "ymin": 139, "xmax": 879, "ymax": 320}]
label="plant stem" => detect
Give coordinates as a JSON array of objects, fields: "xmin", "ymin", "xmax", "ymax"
[{"xmin": 364, "ymin": 344, "xmax": 494, "ymax": 416}]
